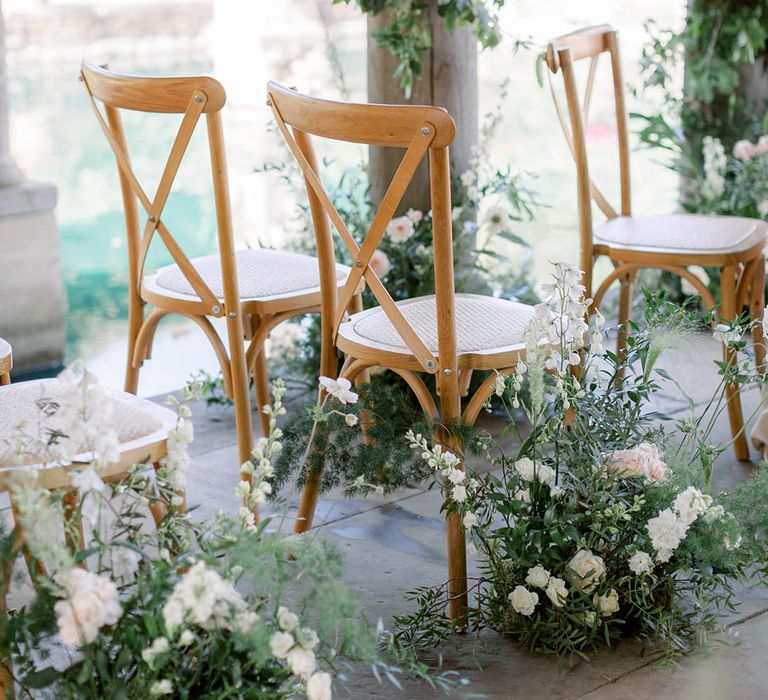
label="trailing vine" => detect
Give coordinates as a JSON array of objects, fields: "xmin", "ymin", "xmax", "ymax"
[{"xmin": 334, "ymin": 0, "xmax": 507, "ymax": 95}]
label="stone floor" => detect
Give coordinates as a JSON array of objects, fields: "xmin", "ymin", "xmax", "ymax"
[{"xmin": 175, "ymin": 331, "xmax": 768, "ymax": 700}]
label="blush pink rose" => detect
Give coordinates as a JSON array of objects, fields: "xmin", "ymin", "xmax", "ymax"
[
  {"xmin": 607, "ymin": 442, "xmax": 668, "ymax": 482},
  {"xmin": 386, "ymin": 216, "xmax": 414, "ymax": 243},
  {"xmin": 369, "ymin": 249, "xmax": 391, "ymax": 278}
]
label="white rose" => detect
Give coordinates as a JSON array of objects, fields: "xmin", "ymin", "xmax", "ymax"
[
  {"xmin": 545, "ymin": 577, "xmax": 568, "ymax": 608},
  {"xmin": 594, "ymin": 588, "xmax": 620, "ymax": 617},
  {"xmin": 524, "ymin": 565, "xmax": 550, "ymax": 589},
  {"xmin": 514, "ymin": 488, "xmax": 531, "ymax": 503},
  {"xmin": 286, "ymin": 646, "xmax": 317, "ymax": 679},
  {"xmin": 514, "ymin": 458, "xmax": 555, "ymax": 484},
  {"xmin": 628, "ymin": 551, "xmax": 654, "ymax": 575},
  {"xmin": 584, "ymin": 610, "xmax": 597, "ymax": 626},
  {"xmin": 306, "ymin": 672, "xmax": 333, "ymax": 700},
  {"xmin": 451, "ymin": 484, "xmax": 467, "ymax": 503},
  {"xmin": 567, "ymin": 550, "xmax": 606, "ymax": 593},
  {"xmin": 269, "ymin": 631, "xmax": 295, "ymax": 659},
  {"xmin": 277, "ymin": 605, "xmax": 299, "ymax": 632},
  {"xmin": 508, "ymin": 585, "xmax": 538, "ymax": 616}
]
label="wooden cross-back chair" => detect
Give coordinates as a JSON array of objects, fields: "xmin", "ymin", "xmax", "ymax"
[
  {"xmin": 545, "ymin": 25, "xmax": 767, "ymax": 461},
  {"xmin": 0, "ymin": 339, "xmax": 178, "ymax": 700},
  {"xmin": 268, "ymin": 82, "xmax": 542, "ymax": 621},
  {"xmin": 80, "ymin": 63, "xmax": 361, "ymax": 487}
]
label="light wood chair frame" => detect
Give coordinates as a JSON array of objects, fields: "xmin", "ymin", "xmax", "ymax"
[
  {"xmin": 81, "ymin": 62, "xmax": 358, "ymax": 493},
  {"xmin": 0, "ymin": 371, "xmax": 177, "ymax": 700},
  {"xmin": 545, "ymin": 25, "xmax": 766, "ymax": 460},
  {"xmin": 268, "ymin": 82, "xmax": 533, "ymax": 621}
]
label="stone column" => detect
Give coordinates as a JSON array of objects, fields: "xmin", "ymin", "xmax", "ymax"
[{"xmin": 0, "ymin": 0, "xmax": 65, "ymax": 374}]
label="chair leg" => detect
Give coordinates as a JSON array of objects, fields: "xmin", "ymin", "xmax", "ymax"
[
  {"xmin": 0, "ymin": 373, "xmax": 9, "ymax": 386},
  {"xmin": 9, "ymin": 501, "xmax": 44, "ymax": 581},
  {"xmin": 348, "ymin": 294, "xmax": 373, "ymax": 445},
  {"xmin": 253, "ymin": 344, "xmax": 272, "ymax": 438},
  {"xmin": 124, "ymin": 299, "xmax": 145, "ymax": 395},
  {"xmin": 750, "ymin": 257, "xmax": 766, "ymax": 375},
  {"xmin": 721, "ymin": 264, "xmax": 750, "ymax": 461},
  {"xmin": 438, "ymin": 375, "xmax": 468, "ymax": 625}
]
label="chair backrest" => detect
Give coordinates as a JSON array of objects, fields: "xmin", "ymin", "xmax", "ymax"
[
  {"xmin": 545, "ymin": 25, "xmax": 631, "ymax": 276},
  {"xmin": 80, "ymin": 61, "xmax": 237, "ymax": 318},
  {"xmin": 267, "ymin": 82, "xmax": 456, "ymax": 377}
]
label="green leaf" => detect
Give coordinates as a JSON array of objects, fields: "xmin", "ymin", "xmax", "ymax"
[{"xmin": 23, "ymin": 666, "xmax": 60, "ymax": 689}]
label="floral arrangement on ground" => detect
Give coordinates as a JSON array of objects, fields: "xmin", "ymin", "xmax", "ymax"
[
  {"xmin": 395, "ymin": 262, "xmax": 768, "ymax": 662},
  {"xmin": 0, "ymin": 368, "xmax": 458, "ymax": 698}
]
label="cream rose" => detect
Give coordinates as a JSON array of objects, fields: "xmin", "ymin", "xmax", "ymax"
[
  {"xmin": 545, "ymin": 577, "xmax": 568, "ymax": 608},
  {"xmin": 567, "ymin": 549, "xmax": 606, "ymax": 593},
  {"xmin": 508, "ymin": 585, "xmax": 538, "ymax": 616},
  {"xmin": 607, "ymin": 442, "xmax": 668, "ymax": 482},
  {"xmin": 307, "ymin": 672, "xmax": 333, "ymax": 700},
  {"xmin": 525, "ymin": 565, "xmax": 550, "ymax": 589},
  {"xmin": 594, "ymin": 589, "xmax": 620, "ymax": 617}
]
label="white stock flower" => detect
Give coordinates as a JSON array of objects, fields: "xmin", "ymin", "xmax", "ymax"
[
  {"xmin": 460, "ymin": 169, "xmax": 476, "ymax": 187},
  {"xmin": 286, "ymin": 646, "xmax": 316, "ymax": 679},
  {"xmin": 508, "ymin": 585, "xmax": 538, "ymax": 616},
  {"xmin": 702, "ymin": 135, "xmax": 726, "ymax": 199},
  {"xmin": 307, "ymin": 672, "xmax": 333, "ymax": 700},
  {"xmin": 386, "ymin": 215, "xmax": 415, "ymax": 243},
  {"xmin": 451, "ymin": 484, "xmax": 468, "ymax": 503},
  {"xmin": 149, "ymin": 680, "xmax": 173, "ymax": 697},
  {"xmin": 646, "ymin": 508, "xmax": 689, "ymax": 563},
  {"xmin": 703, "ymin": 504, "xmax": 726, "ymax": 524},
  {"xmin": 296, "ymin": 627, "xmax": 320, "ymax": 650},
  {"xmin": 178, "ymin": 629, "xmax": 195, "ymax": 647},
  {"xmin": 567, "ymin": 550, "xmax": 606, "ymax": 593},
  {"xmin": 55, "ymin": 568, "xmax": 122, "ymax": 647},
  {"xmin": 270, "ymin": 631, "xmax": 295, "ymax": 659},
  {"xmin": 628, "ymin": 551, "xmax": 654, "ymax": 575},
  {"xmin": 142, "ymin": 636, "xmax": 169, "ymax": 667},
  {"xmin": 319, "ymin": 376, "xmax": 359, "ymax": 405},
  {"xmin": 594, "ymin": 589, "xmax": 620, "ymax": 617},
  {"xmin": 463, "ymin": 511, "xmax": 479, "ymax": 529},
  {"xmin": 161, "ymin": 561, "xmax": 246, "ymax": 634},
  {"xmin": 514, "ymin": 458, "xmax": 555, "ymax": 485},
  {"xmin": 673, "ymin": 486, "xmax": 712, "ymax": 527},
  {"xmin": 278, "ymin": 606, "xmax": 300, "ymax": 632},
  {"xmin": 545, "ymin": 577, "xmax": 568, "ymax": 608},
  {"xmin": 525, "ymin": 565, "xmax": 550, "ymax": 589}
]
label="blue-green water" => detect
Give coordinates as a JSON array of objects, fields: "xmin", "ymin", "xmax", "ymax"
[{"xmin": 9, "ymin": 53, "xmax": 217, "ymax": 361}]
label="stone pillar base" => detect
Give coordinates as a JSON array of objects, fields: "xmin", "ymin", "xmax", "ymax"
[{"xmin": 0, "ymin": 180, "xmax": 65, "ymax": 373}]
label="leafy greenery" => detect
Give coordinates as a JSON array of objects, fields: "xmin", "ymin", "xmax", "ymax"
[
  {"xmin": 334, "ymin": 0, "xmax": 507, "ymax": 95},
  {"xmin": 395, "ymin": 269, "xmax": 768, "ymax": 662}
]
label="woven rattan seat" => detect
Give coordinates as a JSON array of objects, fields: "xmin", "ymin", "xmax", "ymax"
[
  {"xmin": 594, "ymin": 214, "xmax": 767, "ymax": 256},
  {"xmin": 0, "ymin": 379, "xmax": 174, "ymax": 469},
  {"xmin": 338, "ymin": 294, "xmax": 534, "ymax": 368},
  {"xmin": 150, "ymin": 248, "xmax": 350, "ymax": 302}
]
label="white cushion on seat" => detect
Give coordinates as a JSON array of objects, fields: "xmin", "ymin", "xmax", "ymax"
[
  {"xmin": 0, "ymin": 380, "xmax": 168, "ymax": 466},
  {"xmin": 340, "ymin": 293, "xmax": 536, "ymax": 355},
  {"xmin": 153, "ymin": 248, "xmax": 348, "ymax": 301},
  {"xmin": 593, "ymin": 214, "xmax": 767, "ymax": 255}
]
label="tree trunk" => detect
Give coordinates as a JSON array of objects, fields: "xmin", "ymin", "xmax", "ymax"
[{"xmin": 366, "ymin": 1, "xmax": 477, "ymax": 214}]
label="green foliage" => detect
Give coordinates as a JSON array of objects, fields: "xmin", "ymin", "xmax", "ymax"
[
  {"xmin": 395, "ymin": 277, "xmax": 768, "ymax": 662},
  {"xmin": 272, "ymin": 375, "xmax": 436, "ymax": 494},
  {"xmin": 334, "ymin": 0, "xmax": 507, "ymax": 96}
]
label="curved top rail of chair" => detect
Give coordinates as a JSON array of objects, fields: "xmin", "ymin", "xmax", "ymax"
[
  {"xmin": 267, "ymin": 81, "xmax": 456, "ymax": 149},
  {"xmin": 0, "ymin": 385, "xmax": 177, "ymax": 490},
  {"xmin": 545, "ymin": 24, "xmax": 614, "ymax": 72},
  {"xmin": 0, "ymin": 337, "xmax": 11, "ymax": 376},
  {"xmin": 81, "ymin": 61, "xmax": 226, "ymax": 114}
]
